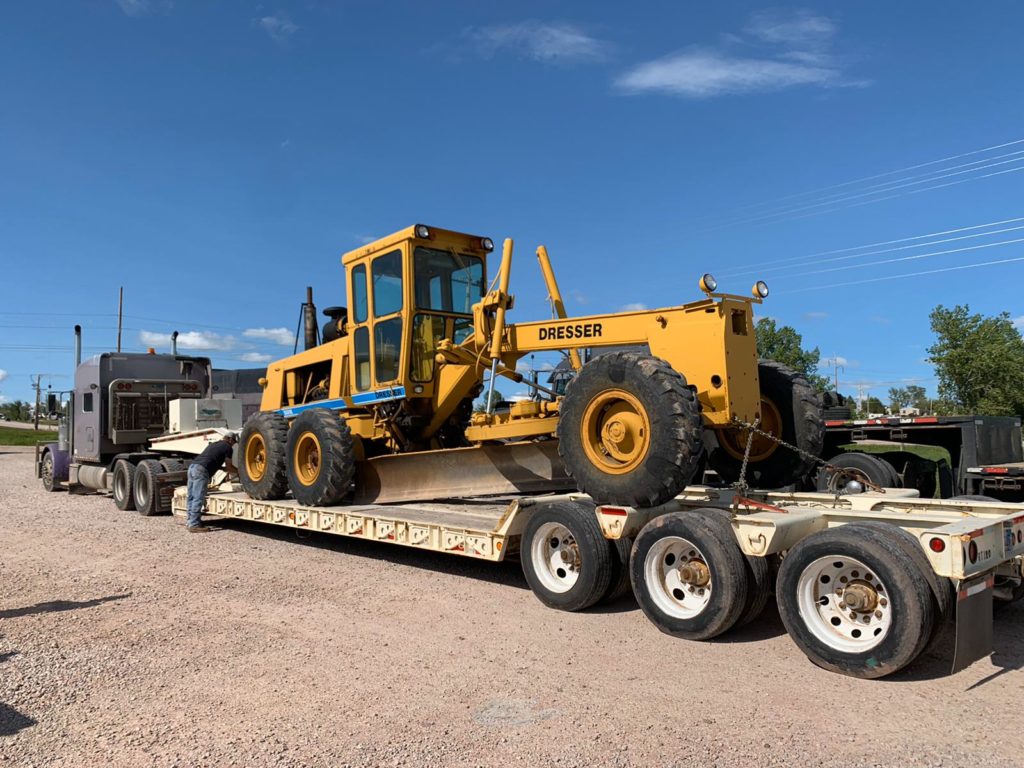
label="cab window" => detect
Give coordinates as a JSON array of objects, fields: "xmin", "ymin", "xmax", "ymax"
[
  {"xmin": 374, "ymin": 317, "xmax": 403, "ymax": 383},
  {"xmin": 413, "ymin": 247, "xmax": 484, "ymax": 314},
  {"xmin": 372, "ymin": 250, "xmax": 403, "ymax": 317},
  {"xmin": 351, "ymin": 264, "xmax": 368, "ymax": 324},
  {"xmin": 354, "ymin": 327, "xmax": 371, "ymax": 390}
]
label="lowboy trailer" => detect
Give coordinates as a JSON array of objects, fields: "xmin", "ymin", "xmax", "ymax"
[{"xmin": 172, "ymin": 483, "xmax": 1024, "ymax": 680}]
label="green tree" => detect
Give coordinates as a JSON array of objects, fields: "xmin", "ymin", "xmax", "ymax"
[
  {"xmin": 855, "ymin": 396, "xmax": 887, "ymax": 418},
  {"xmin": 888, "ymin": 384, "xmax": 928, "ymax": 413},
  {"xmin": 754, "ymin": 318, "xmax": 830, "ymax": 392},
  {"xmin": 473, "ymin": 387, "xmax": 505, "ymax": 413},
  {"xmin": 0, "ymin": 400, "xmax": 32, "ymax": 421},
  {"xmin": 928, "ymin": 305, "xmax": 1024, "ymax": 416}
]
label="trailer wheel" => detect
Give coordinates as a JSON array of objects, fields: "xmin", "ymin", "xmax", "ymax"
[
  {"xmin": 240, "ymin": 412, "xmax": 289, "ymax": 500},
  {"xmin": 776, "ymin": 523, "xmax": 936, "ymax": 678},
  {"xmin": 706, "ymin": 361, "xmax": 824, "ymax": 490},
  {"xmin": 815, "ymin": 452, "xmax": 898, "ymax": 491},
  {"xmin": 558, "ymin": 352, "xmax": 703, "ymax": 508},
  {"xmin": 112, "ymin": 459, "xmax": 137, "ymax": 511},
  {"xmin": 286, "ymin": 408, "xmax": 355, "ymax": 507},
  {"xmin": 133, "ymin": 459, "xmax": 165, "ymax": 516},
  {"xmin": 160, "ymin": 458, "xmax": 188, "ymax": 474},
  {"xmin": 40, "ymin": 451, "xmax": 59, "ymax": 492},
  {"xmin": 631, "ymin": 511, "xmax": 748, "ymax": 640},
  {"xmin": 696, "ymin": 508, "xmax": 771, "ymax": 627},
  {"xmin": 602, "ymin": 536, "xmax": 634, "ymax": 603},
  {"xmin": 521, "ymin": 501, "xmax": 613, "ymax": 611}
]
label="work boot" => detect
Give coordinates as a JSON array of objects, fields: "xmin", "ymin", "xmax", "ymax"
[{"xmin": 187, "ymin": 525, "xmax": 214, "ymax": 533}]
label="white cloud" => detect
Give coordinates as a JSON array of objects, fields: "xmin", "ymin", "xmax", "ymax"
[
  {"xmin": 1013, "ymin": 315, "xmax": 1024, "ymax": 329},
  {"xmin": 243, "ymin": 327, "xmax": 296, "ymax": 346},
  {"xmin": 0, "ymin": 369, "xmax": 7, "ymax": 383},
  {"xmin": 238, "ymin": 352, "xmax": 272, "ymax": 363},
  {"xmin": 255, "ymin": 13, "xmax": 298, "ymax": 43},
  {"xmin": 615, "ymin": 11, "xmax": 861, "ymax": 98},
  {"xmin": 619, "ymin": 302, "xmax": 648, "ymax": 312},
  {"xmin": 470, "ymin": 21, "xmax": 608, "ymax": 63},
  {"xmin": 139, "ymin": 330, "xmax": 237, "ymax": 351},
  {"xmin": 516, "ymin": 360, "xmax": 555, "ymax": 374},
  {"xmin": 0, "ymin": 394, "xmax": 8, "ymax": 404}
]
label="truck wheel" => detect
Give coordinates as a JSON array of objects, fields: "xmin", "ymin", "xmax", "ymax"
[
  {"xmin": 776, "ymin": 524, "xmax": 936, "ymax": 679},
  {"xmin": 631, "ymin": 511, "xmax": 749, "ymax": 640},
  {"xmin": 40, "ymin": 451, "xmax": 59, "ymax": 492},
  {"xmin": 133, "ymin": 459, "xmax": 165, "ymax": 516},
  {"xmin": 558, "ymin": 352, "xmax": 703, "ymax": 508},
  {"xmin": 286, "ymin": 408, "xmax": 355, "ymax": 507},
  {"xmin": 901, "ymin": 457, "xmax": 938, "ymax": 499},
  {"xmin": 160, "ymin": 458, "xmax": 187, "ymax": 474},
  {"xmin": 705, "ymin": 361, "xmax": 823, "ymax": 489},
  {"xmin": 815, "ymin": 452, "xmax": 898, "ymax": 491},
  {"xmin": 112, "ymin": 459, "xmax": 137, "ymax": 511},
  {"xmin": 602, "ymin": 536, "xmax": 634, "ymax": 603},
  {"xmin": 521, "ymin": 501, "xmax": 613, "ymax": 612},
  {"xmin": 240, "ymin": 413, "xmax": 289, "ymax": 500}
]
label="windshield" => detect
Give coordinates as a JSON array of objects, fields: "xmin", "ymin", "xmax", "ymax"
[{"xmin": 413, "ymin": 246, "xmax": 485, "ymax": 314}]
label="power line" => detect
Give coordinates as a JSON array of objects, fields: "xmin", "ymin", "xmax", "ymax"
[{"xmin": 784, "ymin": 253, "xmax": 1024, "ymax": 293}]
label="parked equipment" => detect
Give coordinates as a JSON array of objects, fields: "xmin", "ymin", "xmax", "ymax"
[{"xmin": 240, "ymin": 225, "xmax": 824, "ymax": 508}]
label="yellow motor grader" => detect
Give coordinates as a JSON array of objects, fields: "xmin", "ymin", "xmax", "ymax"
[{"xmin": 240, "ymin": 225, "xmax": 823, "ymax": 507}]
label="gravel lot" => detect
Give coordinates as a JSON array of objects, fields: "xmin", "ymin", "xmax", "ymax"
[{"xmin": 2, "ymin": 446, "xmax": 1023, "ymax": 767}]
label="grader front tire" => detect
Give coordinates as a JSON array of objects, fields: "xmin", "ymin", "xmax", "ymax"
[
  {"xmin": 286, "ymin": 408, "xmax": 355, "ymax": 507},
  {"xmin": 558, "ymin": 352, "xmax": 703, "ymax": 508},
  {"xmin": 239, "ymin": 413, "xmax": 289, "ymax": 500}
]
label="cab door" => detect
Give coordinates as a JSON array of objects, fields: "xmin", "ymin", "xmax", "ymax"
[{"xmin": 348, "ymin": 248, "xmax": 407, "ymax": 394}]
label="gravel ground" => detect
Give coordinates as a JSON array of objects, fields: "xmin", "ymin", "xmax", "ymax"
[{"xmin": 2, "ymin": 446, "xmax": 1023, "ymax": 767}]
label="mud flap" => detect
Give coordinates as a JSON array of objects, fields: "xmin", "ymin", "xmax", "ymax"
[
  {"xmin": 951, "ymin": 574, "xmax": 994, "ymax": 674},
  {"xmin": 353, "ymin": 441, "xmax": 574, "ymax": 504}
]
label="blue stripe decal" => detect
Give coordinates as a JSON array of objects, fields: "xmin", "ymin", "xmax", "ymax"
[{"xmin": 276, "ymin": 386, "xmax": 406, "ymax": 419}]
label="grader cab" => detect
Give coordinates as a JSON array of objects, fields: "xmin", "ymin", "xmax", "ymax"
[{"xmin": 241, "ymin": 225, "xmax": 824, "ymax": 507}]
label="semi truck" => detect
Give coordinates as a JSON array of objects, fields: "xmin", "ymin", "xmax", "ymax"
[{"xmin": 35, "ymin": 326, "xmax": 243, "ymax": 514}]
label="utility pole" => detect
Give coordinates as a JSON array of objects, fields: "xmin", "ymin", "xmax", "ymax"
[
  {"xmin": 116, "ymin": 286, "xmax": 124, "ymax": 353},
  {"xmin": 831, "ymin": 352, "xmax": 844, "ymax": 392},
  {"xmin": 32, "ymin": 374, "xmax": 41, "ymax": 430}
]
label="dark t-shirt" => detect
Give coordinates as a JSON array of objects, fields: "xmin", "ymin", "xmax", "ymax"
[{"xmin": 191, "ymin": 440, "xmax": 234, "ymax": 474}]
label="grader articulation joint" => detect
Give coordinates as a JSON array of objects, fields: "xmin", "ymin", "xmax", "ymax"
[{"xmin": 239, "ymin": 224, "xmax": 824, "ymax": 508}]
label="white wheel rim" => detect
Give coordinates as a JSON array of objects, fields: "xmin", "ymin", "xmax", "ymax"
[
  {"xmin": 531, "ymin": 522, "xmax": 581, "ymax": 593},
  {"xmin": 643, "ymin": 536, "xmax": 712, "ymax": 619},
  {"xmin": 796, "ymin": 555, "xmax": 892, "ymax": 653}
]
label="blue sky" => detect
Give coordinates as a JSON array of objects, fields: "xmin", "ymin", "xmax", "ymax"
[{"xmin": 2, "ymin": 1, "xmax": 1023, "ymax": 405}]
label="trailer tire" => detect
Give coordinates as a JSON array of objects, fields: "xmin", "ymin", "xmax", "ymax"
[
  {"xmin": 776, "ymin": 523, "xmax": 936, "ymax": 679},
  {"xmin": 705, "ymin": 361, "xmax": 824, "ymax": 490},
  {"xmin": 160, "ymin": 458, "xmax": 188, "ymax": 474},
  {"xmin": 901, "ymin": 457, "xmax": 938, "ymax": 499},
  {"xmin": 112, "ymin": 459, "xmax": 137, "ymax": 511},
  {"xmin": 240, "ymin": 413, "xmax": 289, "ymax": 500},
  {"xmin": 521, "ymin": 501, "xmax": 614, "ymax": 612},
  {"xmin": 631, "ymin": 510, "xmax": 748, "ymax": 640},
  {"xmin": 602, "ymin": 536, "xmax": 634, "ymax": 603},
  {"xmin": 558, "ymin": 351, "xmax": 703, "ymax": 508},
  {"xmin": 286, "ymin": 408, "xmax": 355, "ymax": 507},
  {"xmin": 133, "ymin": 459, "xmax": 165, "ymax": 516},
  {"xmin": 815, "ymin": 452, "xmax": 898, "ymax": 491},
  {"xmin": 699, "ymin": 508, "xmax": 771, "ymax": 627},
  {"xmin": 40, "ymin": 451, "xmax": 59, "ymax": 492}
]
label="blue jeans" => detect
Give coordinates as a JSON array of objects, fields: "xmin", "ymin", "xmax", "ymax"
[{"xmin": 186, "ymin": 464, "xmax": 210, "ymax": 528}]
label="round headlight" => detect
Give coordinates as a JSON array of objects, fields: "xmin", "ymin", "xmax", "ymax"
[
  {"xmin": 415, "ymin": 224, "xmax": 431, "ymax": 239},
  {"xmin": 699, "ymin": 273, "xmax": 718, "ymax": 293},
  {"xmin": 753, "ymin": 280, "xmax": 769, "ymax": 298},
  {"xmin": 481, "ymin": 237, "xmax": 494, "ymax": 251}
]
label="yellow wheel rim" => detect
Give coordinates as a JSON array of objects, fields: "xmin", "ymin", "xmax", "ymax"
[
  {"xmin": 293, "ymin": 431, "xmax": 321, "ymax": 487},
  {"xmin": 245, "ymin": 433, "xmax": 267, "ymax": 482},
  {"xmin": 719, "ymin": 396, "xmax": 783, "ymax": 462},
  {"xmin": 580, "ymin": 389, "xmax": 651, "ymax": 475}
]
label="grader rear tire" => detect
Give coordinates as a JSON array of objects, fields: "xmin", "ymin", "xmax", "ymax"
[
  {"xmin": 286, "ymin": 408, "xmax": 355, "ymax": 507},
  {"xmin": 706, "ymin": 361, "xmax": 823, "ymax": 489},
  {"xmin": 557, "ymin": 352, "xmax": 703, "ymax": 508},
  {"xmin": 240, "ymin": 413, "xmax": 289, "ymax": 500}
]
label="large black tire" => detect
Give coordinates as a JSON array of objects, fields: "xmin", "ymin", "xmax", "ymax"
[
  {"xmin": 286, "ymin": 408, "xmax": 355, "ymax": 507},
  {"xmin": 40, "ymin": 451, "xmax": 59, "ymax": 492},
  {"xmin": 521, "ymin": 501, "xmax": 614, "ymax": 611},
  {"xmin": 133, "ymin": 459, "xmax": 165, "ymax": 516},
  {"xmin": 815, "ymin": 452, "xmax": 898, "ymax": 491},
  {"xmin": 557, "ymin": 352, "xmax": 703, "ymax": 508},
  {"xmin": 160, "ymin": 458, "xmax": 188, "ymax": 474},
  {"xmin": 705, "ymin": 361, "xmax": 823, "ymax": 489},
  {"xmin": 776, "ymin": 523, "xmax": 936, "ymax": 678},
  {"xmin": 112, "ymin": 459, "xmax": 136, "ymax": 511},
  {"xmin": 602, "ymin": 536, "xmax": 634, "ymax": 603},
  {"xmin": 900, "ymin": 457, "xmax": 938, "ymax": 499},
  {"xmin": 631, "ymin": 510, "xmax": 749, "ymax": 640},
  {"xmin": 239, "ymin": 412, "xmax": 289, "ymax": 500},
  {"xmin": 699, "ymin": 508, "xmax": 771, "ymax": 627}
]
